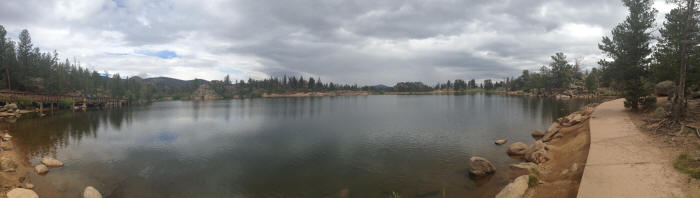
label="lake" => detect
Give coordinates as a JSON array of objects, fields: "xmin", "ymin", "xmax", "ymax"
[{"xmin": 5, "ymin": 94, "xmax": 597, "ymax": 198}]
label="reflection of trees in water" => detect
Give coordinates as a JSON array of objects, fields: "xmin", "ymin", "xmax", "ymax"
[{"xmin": 7, "ymin": 109, "xmax": 132, "ymax": 158}]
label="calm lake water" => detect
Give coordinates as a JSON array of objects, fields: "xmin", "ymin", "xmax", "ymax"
[{"xmin": 6, "ymin": 94, "xmax": 597, "ymax": 198}]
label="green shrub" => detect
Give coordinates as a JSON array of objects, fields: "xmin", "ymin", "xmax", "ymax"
[
  {"xmin": 16, "ymin": 97, "xmax": 33, "ymax": 109},
  {"xmin": 528, "ymin": 173, "xmax": 539, "ymax": 187},
  {"xmin": 674, "ymin": 153, "xmax": 700, "ymax": 179},
  {"xmin": 60, "ymin": 98, "xmax": 74, "ymax": 108}
]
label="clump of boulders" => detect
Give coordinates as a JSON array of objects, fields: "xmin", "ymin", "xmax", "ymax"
[
  {"xmin": 0, "ymin": 103, "xmax": 21, "ymax": 119},
  {"xmin": 33, "ymin": 157, "xmax": 64, "ymax": 175}
]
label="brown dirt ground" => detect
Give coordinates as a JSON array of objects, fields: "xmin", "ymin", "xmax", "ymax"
[
  {"xmin": 628, "ymin": 97, "xmax": 700, "ymax": 196},
  {"xmin": 523, "ymin": 119, "xmax": 591, "ymax": 198}
]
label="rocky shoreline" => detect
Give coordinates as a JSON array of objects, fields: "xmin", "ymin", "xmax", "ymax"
[
  {"xmin": 0, "ymin": 103, "xmax": 103, "ymax": 198},
  {"xmin": 469, "ymin": 103, "xmax": 598, "ymax": 198}
]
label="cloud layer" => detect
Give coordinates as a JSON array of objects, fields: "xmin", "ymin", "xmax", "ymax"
[{"xmin": 0, "ymin": 0, "xmax": 673, "ymax": 85}]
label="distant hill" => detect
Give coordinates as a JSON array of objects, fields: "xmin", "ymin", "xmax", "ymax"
[{"xmin": 144, "ymin": 77, "xmax": 209, "ymax": 98}]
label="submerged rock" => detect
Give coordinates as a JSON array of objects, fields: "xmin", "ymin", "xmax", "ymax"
[
  {"xmin": 41, "ymin": 157, "xmax": 63, "ymax": 167},
  {"xmin": 507, "ymin": 142, "xmax": 528, "ymax": 155},
  {"xmin": 83, "ymin": 186, "xmax": 103, "ymax": 198},
  {"xmin": 468, "ymin": 156, "xmax": 496, "ymax": 176},
  {"xmin": 495, "ymin": 139, "xmax": 508, "ymax": 145},
  {"xmin": 7, "ymin": 188, "xmax": 38, "ymax": 198},
  {"xmin": 495, "ymin": 175, "xmax": 529, "ymax": 198},
  {"xmin": 34, "ymin": 164, "xmax": 48, "ymax": 174}
]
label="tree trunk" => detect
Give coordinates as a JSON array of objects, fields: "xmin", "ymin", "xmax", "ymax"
[{"xmin": 673, "ymin": 0, "xmax": 695, "ymax": 121}]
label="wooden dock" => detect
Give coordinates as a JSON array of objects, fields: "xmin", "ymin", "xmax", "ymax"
[{"xmin": 0, "ymin": 91, "xmax": 129, "ymax": 110}]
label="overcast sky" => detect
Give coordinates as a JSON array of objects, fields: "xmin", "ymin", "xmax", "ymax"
[{"xmin": 0, "ymin": 0, "xmax": 676, "ymax": 85}]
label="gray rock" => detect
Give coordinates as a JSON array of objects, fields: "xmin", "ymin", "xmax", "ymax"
[
  {"xmin": 468, "ymin": 156, "xmax": 496, "ymax": 176},
  {"xmin": 7, "ymin": 188, "xmax": 38, "ymax": 198},
  {"xmin": 655, "ymin": 80, "xmax": 675, "ymax": 96},
  {"xmin": 34, "ymin": 164, "xmax": 48, "ymax": 174},
  {"xmin": 83, "ymin": 186, "xmax": 103, "ymax": 198},
  {"xmin": 507, "ymin": 142, "xmax": 528, "ymax": 155},
  {"xmin": 41, "ymin": 157, "xmax": 63, "ymax": 167},
  {"xmin": 524, "ymin": 141, "xmax": 548, "ymax": 164},
  {"xmin": 495, "ymin": 175, "xmax": 529, "ymax": 198}
]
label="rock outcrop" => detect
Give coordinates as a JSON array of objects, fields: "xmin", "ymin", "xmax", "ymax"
[
  {"xmin": 191, "ymin": 84, "xmax": 223, "ymax": 100},
  {"xmin": 542, "ymin": 122, "xmax": 561, "ymax": 142},
  {"xmin": 83, "ymin": 186, "xmax": 103, "ymax": 198},
  {"xmin": 0, "ymin": 156, "xmax": 17, "ymax": 172},
  {"xmin": 7, "ymin": 188, "xmax": 38, "ymax": 198},
  {"xmin": 524, "ymin": 141, "xmax": 549, "ymax": 164},
  {"xmin": 468, "ymin": 156, "xmax": 496, "ymax": 176},
  {"xmin": 495, "ymin": 139, "xmax": 508, "ymax": 145},
  {"xmin": 41, "ymin": 157, "xmax": 64, "ymax": 167},
  {"xmin": 495, "ymin": 175, "xmax": 529, "ymax": 198},
  {"xmin": 507, "ymin": 142, "xmax": 528, "ymax": 155}
]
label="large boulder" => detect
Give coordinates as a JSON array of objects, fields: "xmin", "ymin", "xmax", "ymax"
[
  {"xmin": 0, "ymin": 156, "xmax": 17, "ymax": 172},
  {"xmin": 495, "ymin": 175, "xmax": 529, "ymax": 198},
  {"xmin": 495, "ymin": 139, "xmax": 508, "ymax": 145},
  {"xmin": 542, "ymin": 122, "xmax": 561, "ymax": 142},
  {"xmin": 7, "ymin": 188, "xmax": 38, "ymax": 198},
  {"xmin": 468, "ymin": 156, "xmax": 496, "ymax": 176},
  {"xmin": 531, "ymin": 130, "xmax": 544, "ymax": 138},
  {"xmin": 4, "ymin": 103, "xmax": 18, "ymax": 112},
  {"xmin": 34, "ymin": 164, "xmax": 48, "ymax": 174},
  {"xmin": 83, "ymin": 186, "xmax": 103, "ymax": 198},
  {"xmin": 525, "ymin": 141, "xmax": 549, "ymax": 164},
  {"xmin": 655, "ymin": 80, "xmax": 675, "ymax": 96},
  {"xmin": 41, "ymin": 157, "xmax": 64, "ymax": 167},
  {"xmin": 507, "ymin": 142, "xmax": 528, "ymax": 155},
  {"xmin": 653, "ymin": 107, "xmax": 666, "ymax": 119}
]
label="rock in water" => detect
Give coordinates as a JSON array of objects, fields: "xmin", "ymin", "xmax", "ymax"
[
  {"xmin": 83, "ymin": 186, "xmax": 103, "ymax": 198},
  {"xmin": 468, "ymin": 156, "xmax": 496, "ymax": 176},
  {"xmin": 41, "ymin": 157, "xmax": 64, "ymax": 167},
  {"xmin": 7, "ymin": 188, "xmax": 38, "ymax": 198},
  {"xmin": 34, "ymin": 164, "xmax": 48, "ymax": 174},
  {"xmin": 495, "ymin": 139, "xmax": 508, "ymax": 145},
  {"xmin": 507, "ymin": 142, "xmax": 528, "ymax": 155},
  {"xmin": 0, "ymin": 156, "xmax": 17, "ymax": 172},
  {"xmin": 531, "ymin": 130, "xmax": 544, "ymax": 138},
  {"xmin": 4, "ymin": 103, "xmax": 18, "ymax": 112},
  {"xmin": 495, "ymin": 175, "xmax": 529, "ymax": 198}
]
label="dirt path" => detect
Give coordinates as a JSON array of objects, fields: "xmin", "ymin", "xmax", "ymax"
[{"xmin": 577, "ymin": 99, "xmax": 687, "ymax": 198}]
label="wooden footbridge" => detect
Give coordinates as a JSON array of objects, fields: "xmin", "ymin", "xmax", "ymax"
[{"xmin": 0, "ymin": 91, "xmax": 129, "ymax": 110}]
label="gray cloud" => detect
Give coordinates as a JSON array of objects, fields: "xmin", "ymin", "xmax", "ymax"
[{"xmin": 0, "ymin": 0, "xmax": 669, "ymax": 85}]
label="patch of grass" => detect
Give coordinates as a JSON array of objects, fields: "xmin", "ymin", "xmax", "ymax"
[
  {"xmin": 390, "ymin": 191, "xmax": 400, "ymax": 198},
  {"xmin": 16, "ymin": 97, "xmax": 33, "ymax": 109},
  {"xmin": 674, "ymin": 153, "xmax": 700, "ymax": 179},
  {"xmin": 528, "ymin": 173, "xmax": 539, "ymax": 187},
  {"xmin": 530, "ymin": 167, "xmax": 540, "ymax": 175}
]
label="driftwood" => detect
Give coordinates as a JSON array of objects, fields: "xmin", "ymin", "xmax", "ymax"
[{"xmin": 679, "ymin": 124, "xmax": 700, "ymax": 138}]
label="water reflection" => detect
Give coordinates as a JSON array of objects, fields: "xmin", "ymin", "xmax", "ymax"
[{"xmin": 5, "ymin": 94, "xmax": 597, "ymax": 198}]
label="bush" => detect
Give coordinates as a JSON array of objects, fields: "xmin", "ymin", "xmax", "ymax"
[
  {"xmin": 528, "ymin": 173, "xmax": 539, "ymax": 187},
  {"xmin": 674, "ymin": 153, "xmax": 700, "ymax": 179},
  {"xmin": 60, "ymin": 98, "xmax": 74, "ymax": 108},
  {"xmin": 16, "ymin": 97, "xmax": 33, "ymax": 109},
  {"xmin": 642, "ymin": 96, "xmax": 657, "ymax": 110}
]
